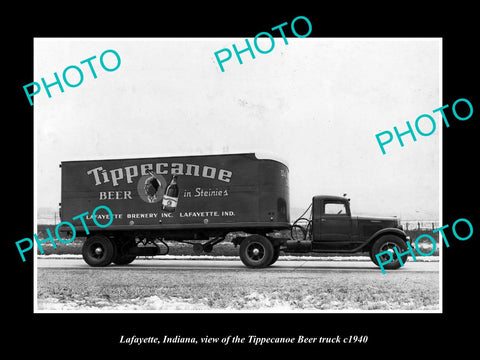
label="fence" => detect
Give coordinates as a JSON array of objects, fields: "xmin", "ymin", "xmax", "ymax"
[
  {"xmin": 401, "ymin": 220, "xmax": 440, "ymax": 231},
  {"xmin": 37, "ymin": 213, "xmax": 59, "ymax": 225}
]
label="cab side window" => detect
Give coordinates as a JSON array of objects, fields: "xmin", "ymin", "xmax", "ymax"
[{"xmin": 324, "ymin": 202, "xmax": 347, "ymax": 215}]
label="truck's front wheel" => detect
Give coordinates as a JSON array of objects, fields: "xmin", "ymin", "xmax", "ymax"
[
  {"xmin": 82, "ymin": 234, "xmax": 116, "ymax": 267},
  {"xmin": 370, "ymin": 235, "xmax": 408, "ymax": 270},
  {"xmin": 239, "ymin": 235, "xmax": 274, "ymax": 268}
]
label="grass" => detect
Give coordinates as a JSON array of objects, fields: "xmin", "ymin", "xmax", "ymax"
[{"xmin": 37, "ymin": 267, "xmax": 439, "ymax": 311}]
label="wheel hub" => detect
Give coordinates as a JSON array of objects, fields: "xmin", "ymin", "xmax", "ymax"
[
  {"xmin": 94, "ymin": 247, "xmax": 103, "ymax": 255},
  {"xmin": 380, "ymin": 242, "xmax": 399, "ymax": 260}
]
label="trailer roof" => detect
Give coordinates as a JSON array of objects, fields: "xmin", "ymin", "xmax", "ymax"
[
  {"xmin": 255, "ymin": 152, "xmax": 290, "ymax": 169},
  {"xmin": 60, "ymin": 152, "xmax": 289, "ymax": 168}
]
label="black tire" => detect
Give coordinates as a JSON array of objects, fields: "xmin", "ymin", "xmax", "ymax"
[
  {"xmin": 112, "ymin": 237, "xmax": 137, "ymax": 265},
  {"xmin": 113, "ymin": 254, "xmax": 136, "ymax": 265},
  {"xmin": 370, "ymin": 235, "xmax": 408, "ymax": 270},
  {"xmin": 269, "ymin": 247, "xmax": 281, "ymax": 266},
  {"xmin": 82, "ymin": 234, "xmax": 116, "ymax": 267},
  {"xmin": 239, "ymin": 235, "xmax": 274, "ymax": 268}
]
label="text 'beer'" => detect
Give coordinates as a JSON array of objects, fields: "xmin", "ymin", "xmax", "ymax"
[{"xmin": 162, "ymin": 175, "xmax": 179, "ymax": 212}]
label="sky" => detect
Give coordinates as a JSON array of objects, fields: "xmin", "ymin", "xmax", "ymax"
[{"xmin": 34, "ymin": 37, "xmax": 441, "ymax": 222}]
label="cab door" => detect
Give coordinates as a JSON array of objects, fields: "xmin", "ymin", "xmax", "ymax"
[{"xmin": 312, "ymin": 198, "xmax": 352, "ymax": 244}]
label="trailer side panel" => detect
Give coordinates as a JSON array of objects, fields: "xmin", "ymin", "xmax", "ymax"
[{"xmin": 61, "ymin": 153, "xmax": 290, "ymax": 233}]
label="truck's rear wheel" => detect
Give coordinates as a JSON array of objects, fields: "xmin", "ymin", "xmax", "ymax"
[
  {"xmin": 112, "ymin": 237, "xmax": 137, "ymax": 265},
  {"xmin": 239, "ymin": 235, "xmax": 274, "ymax": 268},
  {"xmin": 370, "ymin": 235, "xmax": 408, "ymax": 270},
  {"xmin": 82, "ymin": 234, "xmax": 116, "ymax": 267}
]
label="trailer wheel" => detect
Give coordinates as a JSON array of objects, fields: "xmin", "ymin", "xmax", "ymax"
[
  {"xmin": 370, "ymin": 235, "xmax": 408, "ymax": 270},
  {"xmin": 113, "ymin": 254, "xmax": 136, "ymax": 265},
  {"xmin": 239, "ymin": 235, "xmax": 274, "ymax": 268},
  {"xmin": 269, "ymin": 247, "xmax": 281, "ymax": 266},
  {"xmin": 112, "ymin": 237, "xmax": 136, "ymax": 265},
  {"xmin": 82, "ymin": 234, "xmax": 116, "ymax": 267}
]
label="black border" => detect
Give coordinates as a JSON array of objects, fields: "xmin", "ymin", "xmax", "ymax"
[{"xmin": 6, "ymin": 5, "xmax": 478, "ymax": 355}]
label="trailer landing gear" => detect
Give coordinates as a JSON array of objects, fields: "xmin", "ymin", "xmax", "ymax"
[{"xmin": 190, "ymin": 236, "xmax": 224, "ymax": 254}]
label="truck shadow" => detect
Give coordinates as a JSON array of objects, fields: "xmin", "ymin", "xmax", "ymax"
[
  {"xmin": 118, "ymin": 262, "xmax": 383, "ymax": 272},
  {"xmin": 269, "ymin": 264, "xmax": 382, "ymax": 271}
]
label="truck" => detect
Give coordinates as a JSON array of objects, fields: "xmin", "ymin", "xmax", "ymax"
[{"xmin": 60, "ymin": 153, "xmax": 410, "ymax": 269}]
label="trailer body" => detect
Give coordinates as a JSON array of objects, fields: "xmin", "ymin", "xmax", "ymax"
[{"xmin": 61, "ymin": 153, "xmax": 290, "ymax": 233}]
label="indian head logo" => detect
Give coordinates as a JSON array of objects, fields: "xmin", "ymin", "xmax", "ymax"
[
  {"xmin": 144, "ymin": 170, "xmax": 162, "ymax": 203},
  {"xmin": 137, "ymin": 171, "xmax": 166, "ymax": 204},
  {"xmin": 135, "ymin": 170, "xmax": 179, "ymax": 212}
]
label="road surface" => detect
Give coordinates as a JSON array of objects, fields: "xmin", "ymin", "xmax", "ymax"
[{"xmin": 36, "ymin": 257, "xmax": 439, "ymax": 272}]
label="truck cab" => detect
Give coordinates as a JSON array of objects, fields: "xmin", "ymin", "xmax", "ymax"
[{"xmin": 283, "ymin": 195, "xmax": 410, "ymax": 269}]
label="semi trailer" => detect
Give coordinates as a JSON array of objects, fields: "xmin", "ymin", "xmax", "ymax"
[{"xmin": 59, "ymin": 153, "xmax": 410, "ymax": 269}]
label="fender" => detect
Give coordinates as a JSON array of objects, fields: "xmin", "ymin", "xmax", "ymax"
[{"xmin": 366, "ymin": 227, "xmax": 408, "ymax": 246}]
